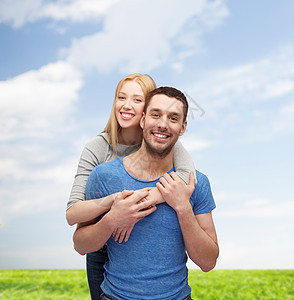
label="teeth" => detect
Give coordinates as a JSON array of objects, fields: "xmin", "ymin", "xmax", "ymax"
[
  {"xmin": 154, "ymin": 133, "xmax": 167, "ymax": 138},
  {"xmin": 121, "ymin": 113, "xmax": 133, "ymax": 118}
]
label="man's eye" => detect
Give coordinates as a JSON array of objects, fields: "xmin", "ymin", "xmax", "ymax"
[{"xmin": 152, "ymin": 113, "xmax": 159, "ymax": 118}]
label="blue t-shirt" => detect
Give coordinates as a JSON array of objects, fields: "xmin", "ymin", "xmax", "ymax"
[{"xmin": 86, "ymin": 157, "xmax": 216, "ymax": 300}]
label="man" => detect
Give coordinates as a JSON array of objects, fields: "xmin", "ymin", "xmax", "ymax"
[{"xmin": 74, "ymin": 87, "xmax": 219, "ymax": 300}]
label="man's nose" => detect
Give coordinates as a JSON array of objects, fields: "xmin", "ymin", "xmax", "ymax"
[{"xmin": 156, "ymin": 116, "xmax": 168, "ymax": 130}]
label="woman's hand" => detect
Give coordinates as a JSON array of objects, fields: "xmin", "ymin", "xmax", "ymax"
[{"xmin": 144, "ymin": 186, "xmax": 165, "ymax": 204}]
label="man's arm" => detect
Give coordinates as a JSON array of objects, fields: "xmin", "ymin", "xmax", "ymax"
[
  {"xmin": 73, "ymin": 189, "xmax": 158, "ymax": 255},
  {"xmin": 176, "ymin": 209, "xmax": 218, "ymax": 272},
  {"xmin": 157, "ymin": 172, "xmax": 219, "ymax": 272}
]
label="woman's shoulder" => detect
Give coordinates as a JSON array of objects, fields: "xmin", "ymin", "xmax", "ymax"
[
  {"xmin": 80, "ymin": 132, "xmax": 112, "ymax": 164},
  {"xmin": 85, "ymin": 132, "xmax": 110, "ymax": 150}
]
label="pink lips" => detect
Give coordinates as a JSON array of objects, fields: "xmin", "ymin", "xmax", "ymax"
[{"xmin": 120, "ymin": 112, "xmax": 135, "ymax": 120}]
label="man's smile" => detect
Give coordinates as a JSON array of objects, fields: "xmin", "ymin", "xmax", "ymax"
[{"xmin": 152, "ymin": 131, "xmax": 170, "ymax": 141}]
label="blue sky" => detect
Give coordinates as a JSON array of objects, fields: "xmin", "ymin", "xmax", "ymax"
[{"xmin": 0, "ymin": 0, "xmax": 293, "ymax": 270}]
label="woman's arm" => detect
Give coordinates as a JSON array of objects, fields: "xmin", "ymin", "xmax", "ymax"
[
  {"xmin": 74, "ymin": 189, "xmax": 157, "ymax": 255},
  {"xmin": 66, "ymin": 135, "xmax": 116, "ymax": 225},
  {"xmin": 173, "ymin": 139, "xmax": 196, "ymax": 184},
  {"xmin": 66, "ymin": 193, "xmax": 118, "ymax": 225}
]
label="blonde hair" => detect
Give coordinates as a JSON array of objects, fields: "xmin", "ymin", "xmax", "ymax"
[{"xmin": 103, "ymin": 74, "xmax": 156, "ymax": 152}]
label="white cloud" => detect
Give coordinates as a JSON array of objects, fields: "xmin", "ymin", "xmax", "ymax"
[
  {"xmin": 181, "ymin": 135, "xmax": 214, "ymax": 151},
  {"xmin": 0, "ymin": 0, "xmax": 41, "ymax": 28},
  {"xmin": 0, "ymin": 0, "xmax": 120, "ymax": 28},
  {"xmin": 215, "ymin": 192, "xmax": 294, "ymax": 218},
  {"xmin": 0, "ymin": 60, "xmax": 83, "ymax": 140},
  {"xmin": 0, "ymin": 155, "xmax": 78, "ymax": 224},
  {"xmin": 183, "ymin": 46, "xmax": 294, "ymax": 142},
  {"xmin": 0, "ymin": 0, "xmax": 229, "ymax": 72},
  {"xmin": 37, "ymin": 0, "xmax": 120, "ymax": 22},
  {"xmin": 186, "ymin": 46, "xmax": 294, "ymax": 108},
  {"xmin": 0, "ymin": 61, "xmax": 83, "ymax": 223},
  {"xmin": 63, "ymin": 0, "xmax": 229, "ymax": 73},
  {"xmin": 272, "ymin": 100, "xmax": 294, "ymax": 134}
]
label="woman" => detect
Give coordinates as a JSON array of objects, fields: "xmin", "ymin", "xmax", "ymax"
[{"xmin": 66, "ymin": 74, "xmax": 195, "ymax": 299}]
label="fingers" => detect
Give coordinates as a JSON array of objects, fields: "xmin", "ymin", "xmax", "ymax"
[
  {"xmin": 156, "ymin": 181, "xmax": 166, "ymax": 196},
  {"xmin": 121, "ymin": 189, "xmax": 134, "ymax": 199},
  {"xmin": 137, "ymin": 197, "xmax": 157, "ymax": 211},
  {"xmin": 114, "ymin": 229, "xmax": 121, "ymax": 242},
  {"xmin": 159, "ymin": 173, "xmax": 174, "ymax": 189},
  {"xmin": 137, "ymin": 205, "xmax": 157, "ymax": 219},
  {"xmin": 188, "ymin": 171, "xmax": 196, "ymax": 187},
  {"xmin": 113, "ymin": 228, "xmax": 127, "ymax": 243},
  {"xmin": 118, "ymin": 229, "xmax": 127, "ymax": 243},
  {"xmin": 112, "ymin": 225, "xmax": 135, "ymax": 243},
  {"xmin": 168, "ymin": 172, "xmax": 181, "ymax": 182},
  {"xmin": 129, "ymin": 190, "xmax": 150, "ymax": 204},
  {"xmin": 141, "ymin": 187, "xmax": 153, "ymax": 192},
  {"xmin": 124, "ymin": 225, "xmax": 134, "ymax": 242},
  {"xmin": 159, "ymin": 176, "xmax": 168, "ymax": 188}
]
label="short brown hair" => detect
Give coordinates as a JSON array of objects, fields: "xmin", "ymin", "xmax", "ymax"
[{"xmin": 144, "ymin": 87, "xmax": 188, "ymax": 122}]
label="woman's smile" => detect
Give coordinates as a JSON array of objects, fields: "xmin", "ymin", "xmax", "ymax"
[{"xmin": 120, "ymin": 112, "xmax": 135, "ymax": 120}]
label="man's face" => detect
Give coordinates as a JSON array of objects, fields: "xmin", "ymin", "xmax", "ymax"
[{"xmin": 140, "ymin": 94, "xmax": 187, "ymax": 158}]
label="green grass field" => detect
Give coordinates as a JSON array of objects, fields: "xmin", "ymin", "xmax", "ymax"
[{"xmin": 0, "ymin": 269, "xmax": 293, "ymax": 299}]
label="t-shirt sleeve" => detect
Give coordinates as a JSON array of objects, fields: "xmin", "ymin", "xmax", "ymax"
[
  {"xmin": 85, "ymin": 169, "xmax": 103, "ymax": 200},
  {"xmin": 173, "ymin": 140, "xmax": 195, "ymax": 184},
  {"xmin": 192, "ymin": 171, "xmax": 216, "ymax": 215},
  {"xmin": 85, "ymin": 161, "xmax": 125, "ymax": 201},
  {"xmin": 66, "ymin": 135, "xmax": 109, "ymax": 210}
]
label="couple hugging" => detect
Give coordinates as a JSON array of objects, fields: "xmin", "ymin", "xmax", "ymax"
[{"xmin": 67, "ymin": 74, "xmax": 218, "ymax": 300}]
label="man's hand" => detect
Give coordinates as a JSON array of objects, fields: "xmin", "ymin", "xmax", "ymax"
[
  {"xmin": 156, "ymin": 171, "xmax": 195, "ymax": 213},
  {"xmin": 110, "ymin": 189, "xmax": 157, "ymax": 243}
]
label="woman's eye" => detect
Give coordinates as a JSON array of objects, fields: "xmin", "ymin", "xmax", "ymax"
[
  {"xmin": 134, "ymin": 98, "xmax": 142, "ymax": 103},
  {"xmin": 118, "ymin": 96, "xmax": 125, "ymax": 100}
]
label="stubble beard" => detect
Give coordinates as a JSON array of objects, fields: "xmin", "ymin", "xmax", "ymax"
[{"xmin": 142, "ymin": 129, "xmax": 178, "ymax": 159}]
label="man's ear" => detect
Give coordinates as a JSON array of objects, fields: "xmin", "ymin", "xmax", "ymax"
[
  {"xmin": 140, "ymin": 112, "xmax": 145, "ymax": 129},
  {"xmin": 179, "ymin": 120, "xmax": 187, "ymax": 136}
]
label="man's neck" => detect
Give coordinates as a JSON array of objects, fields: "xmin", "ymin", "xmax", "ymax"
[
  {"xmin": 123, "ymin": 145, "xmax": 174, "ymax": 181},
  {"xmin": 118, "ymin": 127, "xmax": 143, "ymax": 145}
]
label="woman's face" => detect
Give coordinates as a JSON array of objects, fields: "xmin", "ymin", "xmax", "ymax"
[{"xmin": 115, "ymin": 80, "xmax": 145, "ymax": 129}]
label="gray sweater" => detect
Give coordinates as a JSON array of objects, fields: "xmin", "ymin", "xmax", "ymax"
[{"xmin": 67, "ymin": 133, "xmax": 194, "ymax": 210}]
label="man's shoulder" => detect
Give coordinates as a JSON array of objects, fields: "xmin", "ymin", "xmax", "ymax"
[
  {"xmin": 195, "ymin": 170, "xmax": 210, "ymax": 186},
  {"xmin": 191, "ymin": 169, "xmax": 215, "ymax": 214},
  {"xmin": 86, "ymin": 157, "xmax": 125, "ymax": 192},
  {"xmin": 92, "ymin": 156, "xmax": 123, "ymax": 174},
  {"xmin": 193, "ymin": 170, "xmax": 213, "ymax": 199},
  {"xmin": 88, "ymin": 157, "xmax": 126, "ymax": 194}
]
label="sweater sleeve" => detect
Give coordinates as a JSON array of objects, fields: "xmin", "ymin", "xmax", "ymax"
[
  {"xmin": 173, "ymin": 140, "xmax": 196, "ymax": 184},
  {"xmin": 66, "ymin": 135, "xmax": 110, "ymax": 210}
]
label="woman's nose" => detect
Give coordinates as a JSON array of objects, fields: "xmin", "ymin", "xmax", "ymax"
[{"xmin": 123, "ymin": 99, "xmax": 132, "ymax": 109}]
